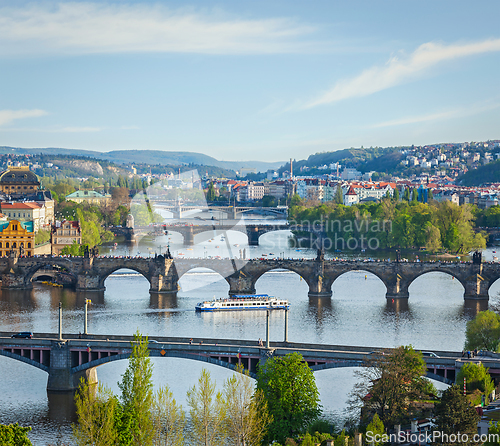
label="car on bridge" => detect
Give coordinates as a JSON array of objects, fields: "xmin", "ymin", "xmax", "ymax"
[
  {"xmin": 11, "ymin": 332, "xmax": 33, "ymax": 339},
  {"xmin": 422, "ymin": 351, "xmax": 439, "ymax": 358}
]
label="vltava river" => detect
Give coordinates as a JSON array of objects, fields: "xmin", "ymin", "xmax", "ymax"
[{"xmin": 0, "ymin": 225, "xmax": 498, "ymax": 445}]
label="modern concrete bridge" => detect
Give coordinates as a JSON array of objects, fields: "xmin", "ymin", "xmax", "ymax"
[
  {"xmin": 1, "ymin": 333, "xmax": 485, "ymax": 392},
  {"xmin": 1, "ymin": 252, "xmax": 499, "ymax": 300}
]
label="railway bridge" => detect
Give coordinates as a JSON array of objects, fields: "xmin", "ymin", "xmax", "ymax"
[{"xmin": 1, "ymin": 333, "xmax": 485, "ymax": 392}]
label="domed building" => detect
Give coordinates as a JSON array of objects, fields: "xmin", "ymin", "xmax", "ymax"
[{"xmin": 0, "ymin": 166, "xmax": 41, "ymax": 197}]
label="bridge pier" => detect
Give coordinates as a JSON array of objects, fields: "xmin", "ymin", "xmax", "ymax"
[
  {"xmin": 76, "ymin": 273, "xmax": 105, "ymax": 292},
  {"xmin": 47, "ymin": 341, "xmax": 97, "ymax": 392},
  {"xmin": 258, "ymin": 348, "xmax": 276, "ymax": 371},
  {"xmin": 1, "ymin": 271, "xmax": 32, "ymax": 290},
  {"xmin": 149, "ymin": 258, "xmax": 180, "ymax": 294},
  {"xmin": 247, "ymin": 227, "xmax": 261, "ymax": 246},
  {"xmin": 185, "ymin": 227, "xmax": 195, "ymax": 246},
  {"xmin": 307, "ymin": 261, "xmax": 333, "ymax": 298},
  {"xmin": 463, "ymin": 273, "xmax": 489, "ymax": 301},
  {"xmin": 227, "ymin": 271, "xmax": 255, "ymax": 296},
  {"xmin": 385, "ymin": 274, "xmax": 409, "ymax": 300},
  {"xmin": 307, "ymin": 278, "xmax": 333, "ymax": 298}
]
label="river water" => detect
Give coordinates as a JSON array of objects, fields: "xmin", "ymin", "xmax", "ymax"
[{"xmin": 0, "ymin": 216, "xmax": 499, "ymax": 445}]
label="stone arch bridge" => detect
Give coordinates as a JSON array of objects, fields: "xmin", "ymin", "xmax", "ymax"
[
  {"xmin": 0, "ymin": 253, "xmax": 499, "ymax": 301},
  {"xmin": 2, "ymin": 333, "xmax": 486, "ymax": 392},
  {"xmin": 113, "ymin": 223, "xmax": 292, "ymax": 245}
]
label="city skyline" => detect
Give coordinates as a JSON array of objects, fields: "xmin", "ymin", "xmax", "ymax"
[{"xmin": 1, "ymin": 0, "xmax": 500, "ymax": 161}]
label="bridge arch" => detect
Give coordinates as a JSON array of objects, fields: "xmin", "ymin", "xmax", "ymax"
[
  {"xmin": 251, "ymin": 265, "xmax": 313, "ymax": 289},
  {"xmin": 178, "ymin": 267, "xmax": 231, "ymax": 294},
  {"xmin": 406, "ymin": 270, "xmax": 466, "ymax": 298},
  {"xmin": 22, "ymin": 259, "xmax": 79, "ymax": 288},
  {"xmin": 330, "ymin": 268, "xmax": 389, "ymax": 297},
  {"xmin": 257, "ymin": 228, "xmax": 293, "ymax": 246},
  {"xmin": 310, "ymin": 362, "xmax": 453, "ymax": 384},
  {"xmin": 72, "ymin": 350, "xmax": 257, "ymax": 378},
  {"xmin": 0, "ymin": 349, "xmax": 49, "ymax": 373},
  {"xmin": 487, "ymin": 275, "xmax": 500, "ymax": 299},
  {"xmin": 253, "ymin": 267, "xmax": 310, "ymax": 296},
  {"xmin": 98, "ymin": 265, "xmax": 151, "ymax": 290}
]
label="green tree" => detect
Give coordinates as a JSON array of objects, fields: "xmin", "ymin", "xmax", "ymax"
[
  {"xmin": 485, "ymin": 421, "xmax": 500, "ymax": 446},
  {"xmin": 465, "ymin": 310, "xmax": 500, "ymax": 351},
  {"xmin": 257, "ymin": 352, "xmax": 321, "ymax": 444},
  {"xmin": 35, "ymin": 229, "xmax": 51, "ymax": 246},
  {"xmin": 118, "ymin": 331, "xmax": 155, "ymax": 446},
  {"xmin": 349, "ymin": 346, "xmax": 428, "ymax": 426},
  {"xmin": 393, "ymin": 187, "xmax": 399, "ymax": 202},
  {"xmin": 187, "ymin": 368, "xmax": 227, "ymax": 446},
  {"xmin": 224, "ymin": 365, "xmax": 272, "ymax": 446},
  {"xmin": 424, "ymin": 223, "xmax": 442, "ymax": 252},
  {"xmin": 434, "ymin": 385, "xmax": 480, "ymax": 445},
  {"xmin": 427, "ymin": 188, "xmax": 434, "ymax": 201},
  {"xmin": 206, "ymin": 183, "xmax": 217, "ymax": 202},
  {"xmin": 411, "ymin": 189, "xmax": 418, "ymax": 202},
  {"xmin": 365, "ymin": 414, "xmax": 385, "ymax": 446},
  {"xmin": 334, "ymin": 430, "xmax": 349, "ymax": 446},
  {"xmin": 456, "ymin": 362, "xmax": 495, "ymax": 404},
  {"xmin": 334, "ymin": 186, "xmax": 343, "ymax": 204},
  {"xmin": 73, "ymin": 379, "xmax": 118, "ymax": 446},
  {"xmin": 403, "ymin": 188, "xmax": 410, "ymax": 201},
  {"xmin": 152, "ymin": 386, "xmax": 185, "ymax": 446},
  {"xmin": 262, "ymin": 195, "xmax": 277, "ymax": 207},
  {"xmin": 0, "ymin": 423, "xmax": 32, "ymax": 446},
  {"xmin": 61, "ymin": 240, "xmax": 86, "ymax": 256}
]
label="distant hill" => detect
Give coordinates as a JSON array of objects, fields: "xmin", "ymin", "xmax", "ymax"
[
  {"xmin": 280, "ymin": 146, "xmax": 402, "ymax": 174},
  {"xmin": 457, "ymin": 160, "xmax": 500, "ymax": 186},
  {"xmin": 0, "ymin": 146, "xmax": 284, "ymax": 172}
]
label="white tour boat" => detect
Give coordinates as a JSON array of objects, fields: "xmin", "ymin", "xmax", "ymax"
[{"xmin": 195, "ymin": 294, "xmax": 289, "ymax": 312}]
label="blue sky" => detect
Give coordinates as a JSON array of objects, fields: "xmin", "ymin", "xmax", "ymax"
[{"xmin": 1, "ymin": 0, "xmax": 500, "ymax": 162}]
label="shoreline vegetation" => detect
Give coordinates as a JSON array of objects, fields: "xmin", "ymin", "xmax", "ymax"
[{"xmin": 288, "ymin": 194, "xmax": 489, "ymax": 256}]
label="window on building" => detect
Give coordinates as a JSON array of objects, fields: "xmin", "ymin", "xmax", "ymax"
[
  {"xmin": 6, "ymin": 242, "xmax": 9, "ymax": 248},
  {"xmin": 27, "ymin": 243, "xmax": 31, "ymax": 248},
  {"xmin": 12, "ymin": 243, "xmax": 16, "ymax": 248}
]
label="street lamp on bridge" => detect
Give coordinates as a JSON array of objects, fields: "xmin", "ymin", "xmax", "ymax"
[{"xmin": 84, "ymin": 299, "xmax": 91, "ymax": 335}]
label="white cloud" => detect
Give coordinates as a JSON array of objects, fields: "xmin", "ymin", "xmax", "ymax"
[
  {"xmin": 0, "ymin": 125, "xmax": 103, "ymax": 133},
  {"xmin": 0, "ymin": 109, "xmax": 48, "ymax": 126},
  {"xmin": 57, "ymin": 126, "xmax": 102, "ymax": 133},
  {"xmin": 305, "ymin": 38, "xmax": 500, "ymax": 108},
  {"xmin": 371, "ymin": 100, "xmax": 500, "ymax": 128},
  {"xmin": 0, "ymin": 3, "xmax": 317, "ymax": 55}
]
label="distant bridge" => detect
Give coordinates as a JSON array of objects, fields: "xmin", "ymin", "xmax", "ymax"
[
  {"xmin": 155, "ymin": 204, "xmax": 288, "ymax": 219},
  {"xmin": 0, "ymin": 333, "xmax": 480, "ymax": 392},
  {"xmin": 110, "ymin": 223, "xmax": 292, "ymax": 245},
  {"xmin": 0, "ymin": 254, "xmax": 498, "ymax": 300}
]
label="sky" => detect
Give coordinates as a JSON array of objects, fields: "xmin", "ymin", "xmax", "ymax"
[{"xmin": 1, "ymin": 0, "xmax": 500, "ymax": 163}]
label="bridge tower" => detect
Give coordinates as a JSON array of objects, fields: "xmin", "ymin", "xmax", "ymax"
[
  {"xmin": 307, "ymin": 249, "xmax": 333, "ymax": 298},
  {"xmin": 463, "ymin": 262, "xmax": 489, "ymax": 300},
  {"xmin": 149, "ymin": 255, "xmax": 180, "ymax": 294}
]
